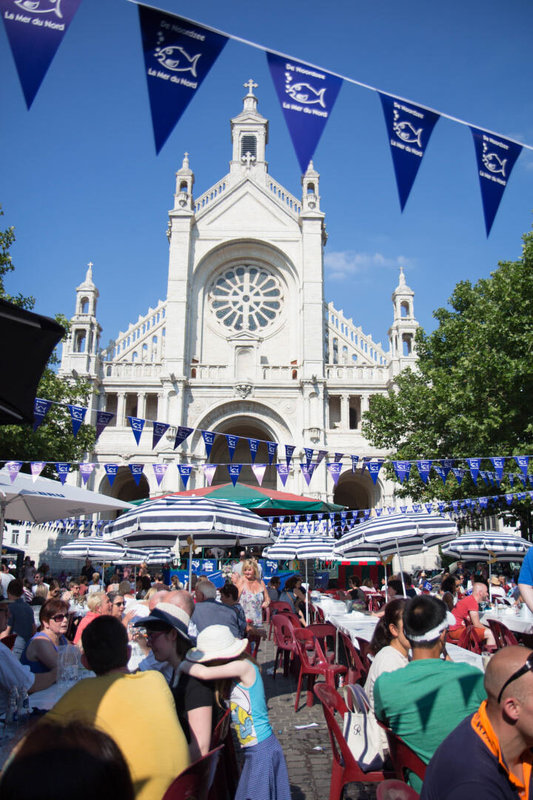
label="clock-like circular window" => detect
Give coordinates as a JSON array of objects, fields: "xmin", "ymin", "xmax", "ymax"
[{"xmin": 209, "ymin": 266, "xmax": 282, "ymax": 332}]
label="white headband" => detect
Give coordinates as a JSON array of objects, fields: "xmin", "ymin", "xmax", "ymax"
[{"xmin": 407, "ymin": 611, "xmax": 456, "ymax": 643}]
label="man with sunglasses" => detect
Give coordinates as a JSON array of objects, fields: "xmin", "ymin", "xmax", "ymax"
[{"xmin": 422, "ymin": 646, "xmax": 533, "ymax": 800}]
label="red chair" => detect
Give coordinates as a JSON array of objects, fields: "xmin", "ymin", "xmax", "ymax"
[
  {"xmin": 314, "ymin": 684, "xmax": 392, "ymax": 800},
  {"xmin": 448, "ymin": 624, "xmax": 483, "ymax": 654},
  {"xmin": 306, "ymin": 623, "xmax": 337, "ymax": 662},
  {"xmin": 271, "ymin": 614, "xmax": 300, "ymax": 678},
  {"xmin": 268, "ymin": 601, "xmax": 295, "ymax": 639},
  {"xmin": 210, "ymin": 709, "xmax": 239, "ymax": 800},
  {"xmin": 313, "ymin": 603, "xmax": 326, "ymax": 623},
  {"xmin": 162, "ymin": 745, "xmax": 223, "ymax": 800},
  {"xmin": 377, "ymin": 780, "xmax": 420, "ymax": 800},
  {"xmin": 367, "ymin": 594, "xmax": 386, "ymax": 613},
  {"xmin": 487, "ymin": 618, "xmax": 519, "ymax": 649},
  {"xmin": 379, "ymin": 724, "xmax": 427, "ymax": 785},
  {"xmin": 293, "ymin": 628, "xmax": 347, "ymax": 711},
  {"xmin": 355, "ymin": 637, "xmax": 373, "ymax": 674},
  {"xmin": 339, "ymin": 631, "xmax": 368, "ymax": 685}
]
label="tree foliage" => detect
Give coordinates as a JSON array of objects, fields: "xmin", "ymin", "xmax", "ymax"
[
  {"xmin": 0, "ymin": 208, "xmax": 95, "ymax": 474},
  {"xmin": 362, "ymin": 228, "xmax": 533, "ymax": 535}
]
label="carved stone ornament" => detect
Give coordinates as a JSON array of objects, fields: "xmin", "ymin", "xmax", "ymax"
[{"xmin": 235, "ymin": 383, "xmax": 253, "ymax": 398}]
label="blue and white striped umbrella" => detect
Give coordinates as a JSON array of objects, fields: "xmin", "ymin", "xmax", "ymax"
[
  {"xmin": 104, "ymin": 496, "xmax": 272, "ymax": 549},
  {"xmin": 442, "ymin": 532, "xmax": 532, "ymax": 562},
  {"xmin": 263, "ymin": 524, "xmax": 342, "ymax": 561},
  {"xmin": 337, "ymin": 512, "xmax": 458, "ymax": 559},
  {"xmin": 59, "ymin": 536, "xmax": 125, "ymax": 561},
  {"xmin": 112, "ymin": 547, "xmax": 173, "ymax": 566}
]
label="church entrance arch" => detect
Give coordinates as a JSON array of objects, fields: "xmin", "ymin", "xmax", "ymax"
[
  {"xmin": 333, "ymin": 469, "xmax": 380, "ymax": 511},
  {"xmin": 208, "ymin": 418, "xmax": 277, "ymax": 489}
]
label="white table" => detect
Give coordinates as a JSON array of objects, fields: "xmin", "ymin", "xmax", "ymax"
[{"xmin": 482, "ymin": 606, "xmax": 533, "ymax": 636}]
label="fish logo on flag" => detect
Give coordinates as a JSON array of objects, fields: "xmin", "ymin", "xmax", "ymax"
[
  {"xmin": 79, "ymin": 462, "xmax": 94, "ymax": 485},
  {"xmin": 515, "ymin": 456, "xmax": 529, "ymax": 478},
  {"xmin": 470, "ymin": 128, "xmax": 522, "ymax": 236},
  {"xmin": 267, "ymin": 441, "xmax": 278, "ymax": 466},
  {"xmin": 67, "ymin": 404, "xmax": 86, "ymax": 438},
  {"xmin": 1, "ymin": 0, "xmax": 82, "ymax": 108},
  {"xmin": 129, "ymin": 464, "xmax": 144, "ymax": 486},
  {"xmin": 326, "ymin": 462, "xmax": 341, "ymax": 485},
  {"xmin": 153, "ymin": 463, "xmax": 168, "ymax": 487},
  {"xmin": 379, "ymin": 94, "xmax": 439, "ymax": 211},
  {"xmin": 6, "ymin": 461, "xmax": 22, "ymax": 483},
  {"xmin": 226, "ymin": 434, "xmax": 239, "ymax": 461},
  {"xmin": 127, "ymin": 416, "xmax": 145, "ymax": 446},
  {"xmin": 174, "ymin": 426, "xmax": 193, "ymax": 450},
  {"xmin": 266, "ymin": 52, "xmax": 343, "ymax": 173},
  {"xmin": 152, "ymin": 421, "xmax": 169, "ymax": 449},
  {"xmin": 95, "ymin": 411, "xmax": 114, "ymax": 442},
  {"xmin": 467, "ymin": 457, "xmax": 481, "ymax": 484},
  {"xmin": 33, "ymin": 398, "xmax": 52, "ymax": 431},
  {"xmin": 393, "ymin": 460, "xmax": 411, "ymax": 484},
  {"xmin": 285, "ymin": 444, "xmax": 295, "ymax": 467},
  {"xmin": 351, "ymin": 455, "xmax": 359, "ymax": 473},
  {"xmin": 417, "ymin": 460, "xmax": 433, "ymax": 484},
  {"xmin": 201, "ymin": 430, "xmax": 216, "ymax": 457},
  {"xmin": 248, "ymin": 438, "xmax": 259, "ymax": 463},
  {"xmin": 55, "ymin": 462, "xmax": 70, "ymax": 485},
  {"xmin": 137, "ymin": 4, "xmax": 228, "ymax": 153},
  {"xmin": 367, "ymin": 461, "xmax": 383, "ymax": 485},
  {"xmin": 104, "ymin": 463, "xmax": 118, "ymax": 486},
  {"xmin": 178, "ymin": 464, "xmax": 192, "ymax": 488},
  {"xmin": 228, "ymin": 464, "xmax": 242, "ymax": 487},
  {"xmin": 276, "ymin": 463, "xmax": 290, "ymax": 487}
]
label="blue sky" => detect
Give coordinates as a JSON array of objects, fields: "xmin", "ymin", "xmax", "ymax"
[{"xmin": 1, "ymin": 0, "xmax": 532, "ymax": 353}]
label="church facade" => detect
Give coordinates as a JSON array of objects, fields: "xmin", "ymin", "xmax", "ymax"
[{"xmin": 59, "ymin": 82, "xmax": 419, "ymax": 514}]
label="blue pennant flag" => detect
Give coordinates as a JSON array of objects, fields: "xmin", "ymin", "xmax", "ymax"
[
  {"xmin": 452, "ymin": 468, "xmax": 464, "ymax": 485},
  {"xmin": 351, "ymin": 455, "xmax": 359, "ymax": 472},
  {"xmin": 33, "ymin": 398, "xmax": 52, "ymax": 431},
  {"xmin": 367, "ymin": 461, "xmax": 382, "ymax": 485},
  {"xmin": 326, "ymin": 462, "xmax": 342, "ymax": 485},
  {"xmin": 451, "ymin": 500, "xmax": 459, "ymax": 512},
  {"xmin": 399, "ymin": 505, "xmax": 408, "ymax": 514},
  {"xmin": 467, "ymin": 458, "xmax": 481, "ymax": 484},
  {"xmin": 129, "ymin": 464, "xmax": 144, "ymax": 486},
  {"xmin": 201, "ymin": 430, "xmax": 216, "ymax": 457},
  {"xmin": 379, "ymin": 94, "xmax": 440, "ymax": 211},
  {"xmin": 425, "ymin": 503, "xmax": 434, "ymax": 514},
  {"xmin": 67, "ymin": 404, "xmax": 87, "ymax": 438},
  {"xmin": 505, "ymin": 493, "xmax": 514, "ymax": 506},
  {"xmin": 266, "ymin": 52, "xmax": 343, "ymax": 173},
  {"xmin": 137, "ymin": 5, "xmax": 228, "ymax": 154},
  {"xmin": 267, "ymin": 441, "xmax": 278, "ymax": 466},
  {"xmin": 285, "ymin": 444, "xmax": 295, "ymax": 467},
  {"xmin": 178, "ymin": 464, "xmax": 192, "ymax": 488},
  {"xmin": 303, "ymin": 448, "xmax": 314, "ymax": 469},
  {"xmin": 469, "ymin": 128, "xmax": 522, "ymax": 236},
  {"xmin": 437, "ymin": 502, "xmax": 446, "ymax": 513},
  {"xmin": 104, "ymin": 463, "xmax": 118, "ymax": 486},
  {"xmin": 153, "ymin": 463, "xmax": 168, "ymax": 487},
  {"xmin": 152, "ymin": 421, "xmax": 169, "ymax": 449},
  {"xmin": 228, "ymin": 464, "xmax": 242, "ymax": 487},
  {"xmin": 276, "ymin": 463, "xmax": 290, "ymax": 487},
  {"xmin": 441, "ymin": 459, "xmax": 455, "ymax": 480},
  {"xmin": 95, "ymin": 411, "xmax": 114, "ymax": 442},
  {"xmin": 127, "ymin": 416, "xmax": 145, "ymax": 446},
  {"xmin": 515, "ymin": 456, "xmax": 530, "ymax": 478},
  {"xmin": 479, "ymin": 471, "xmax": 489, "ymax": 486},
  {"xmin": 490, "ymin": 456, "xmax": 505, "ymax": 482},
  {"xmin": 376, "ymin": 508, "xmax": 383, "ymax": 517},
  {"xmin": 55, "ymin": 462, "xmax": 70, "ymax": 485},
  {"xmin": 334, "ymin": 452, "xmax": 344, "ymax": 463},
  {"xmin": 479, "ymin": 497, "xmax": 489, "ymax": 509},
  {"xmin": 508, "ymin": 474, "xmax": 515, "ymax": 488},
  {"xmin": 226, "ymin": 434, "xmax": 239, "ymax": 461},
  {"xmin": 248, "ymin": 438, "xmax": 259, "ymax": 463},
  {"xmin": 416, "ymin": 460, "xmax": 433, "ymax": 484},
  {"xmin": 174, "ymin": 426, "xmax": 193, "ymax": 449},
  {"xmin": 316, "ymin": 450, "xmax": 327, "ymax": 466},
  {"xmin": 393, "ymin": 460, "xmax": 411, "ymax": 484},
  {"xmin": 0, "ymin": 0, "xmax": 83, "ymax": 109},
  {"xmin": 433, "ymin": 465, "xmax": 448, "ymax": 485},
  {"xmin": 79, "ymin": 463, "xmax": 94, "ymax": 485}
]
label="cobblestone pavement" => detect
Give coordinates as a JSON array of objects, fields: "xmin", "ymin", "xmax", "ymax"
[{"xmin": 256, "ymin": 630, "xmax": 378, "ymax": 800}]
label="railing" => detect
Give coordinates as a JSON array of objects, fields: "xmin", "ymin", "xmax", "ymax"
[
  {"xmin": 267, "ymin": 179, "xmax": 301, "ymax": 216},
  {"xmin": 99, "ymin": 363, "xmax": 163, "ymax": 379},
  {"xmin": 194, "ymin": 180, "xmax": 228, "ymax": 213},
  {"xmin": 325, "ymin": 364, "xmax": 389, "ymax": 383}
]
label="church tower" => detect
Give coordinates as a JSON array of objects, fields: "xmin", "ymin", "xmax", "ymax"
[
  {"xmin": 388, "ymin": 267, "xmax": 418, "ymax": 377},
  {"xmin": 60, "ymin": 263, "xmax": 101, "ymax": 378}
]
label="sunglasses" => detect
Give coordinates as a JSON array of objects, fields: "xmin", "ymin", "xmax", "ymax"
[
  {"xmin": 145, "ymin": 626, "xmax": 171, "ymax": 640},
  {"xmin": 51, "ymin": 613, "xmax": 67, "ymax": 622},
  {"xmin": 114, "ymin": 600, "xmax": 125, "ymax": 606},
  {"xmin": 497, "ymin": 653, "xmax": 533, "ymax": 703}
]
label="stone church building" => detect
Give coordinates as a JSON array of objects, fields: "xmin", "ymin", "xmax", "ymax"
[{"xmin": 59, "ymin": 81, "xmax": 419, "ymax": 514}]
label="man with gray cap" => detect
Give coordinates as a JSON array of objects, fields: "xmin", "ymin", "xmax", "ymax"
[{"xmin": 374, "ymin": 595, "xmax": 486, "ymax": 792}]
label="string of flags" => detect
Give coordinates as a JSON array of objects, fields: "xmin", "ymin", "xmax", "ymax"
[{"xmin": 1, "ymin": 2, "xmax": 531, "ymax": 235}]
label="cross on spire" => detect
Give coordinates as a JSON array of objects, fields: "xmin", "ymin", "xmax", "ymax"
[
  {"xmin": 244, "ymin": 78, "xmax": 258, "ymax": 95},
  {"xmin": 241, "ymin": 151, "xmax": 256, "ymax": 169}
]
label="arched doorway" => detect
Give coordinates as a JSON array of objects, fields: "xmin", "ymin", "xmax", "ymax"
[
  {"xmin": 207, "ymin": 419, "xmax": 277, "ymax": 489},
  {"xmin": 333, "ymin": 469, "xmax": 380, "ymax": 511}
]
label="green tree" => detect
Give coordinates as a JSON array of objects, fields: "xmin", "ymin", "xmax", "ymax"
[
  {"xmin": 0, "ymin": 208, "xmax": 96, "ymax": 474},
  {"xmin": 362, "ymin": 228, "xmax": 533, "ymax": 537}
]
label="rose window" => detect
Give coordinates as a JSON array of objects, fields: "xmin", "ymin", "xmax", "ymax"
[{"xmin": 209, "ymin": 266, "xmax": 282, "ymax": 332}]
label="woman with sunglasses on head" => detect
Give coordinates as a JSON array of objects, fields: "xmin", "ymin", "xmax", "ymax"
[{"xmin": 20, "ymin": 599, "xmax": 70, "ymax": 673}]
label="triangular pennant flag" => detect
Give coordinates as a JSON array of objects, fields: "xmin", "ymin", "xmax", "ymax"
[
  {"xmin": 479, "ymin": 497, "xmax": 489, "ymax": 509},
  {"xmin": 226, "ymin": 434, "xmax": 239, "ymax": 461},
  {"xmin": 367, "ymin": 461, "xmax": 383, "ymax": 485},
  {"xmin": 379, "ymin": 93, "xmax": 439, "ymax": 211},
  {"xmin": 375, "ymin": 508, "xmax": 383, "ymax": 517},
  {"xmin": 137, "ymin": 4, "xmax": 228, "ymax": 154},
  {"xmin": 467, "ymin": 457, "xmax": 481, "ymax": 485},
  {"xmin": 434, "ymin": 465, "xmax": 448, "ymax": 485},
  {"xmin": 129, "ymin": 463, "xmax": 144, "ymax": 486},
  {"xmin": 303, "ymin": 448, "xmax": 314, "ymax": 469},
  {"xmin": 316, "ymin": 450, "xmax": 327, "ymax": 466},
  {"xmin": 178, "ymin": 464, "xmax": 192, "ymax": 488},
  {"xmin": 55, "ymin": 462, "xmax": 70, "ymax": 485},
  {"xmin": 326, "ymin": 462, "xmax": 342, "ymax": 485},
  {"xmin": 266, "ymin": 51, "xmax": 343, "ymax": 173},
  {"xmin": 251, "ymin": 463, "xmax": 267, "ymax": 486},
  {"xmin": 33, "ymin": 398, "xmax": 52, "ymax": 431},
  {"xmin": 201, "ymin": 430, "xmax": 216, "ymax": 458},
  {"xmin": 399, "ymin": 505, "xmax": 408, "ymax": 514},
  {"xmin": 153, "ymin": 463, "xmax": 168, "ymax": 487},
  {"xmin": 351, "ymin": 455, "xmax": 359, "ymax": 473},
  {"xmin": 127, "ymin": 416, "xmax": 146, "ymax": 446},
  {"xmin": 301, "ymin": 462, "xmax": 317, "ymax": 487},
  {"xmin": 104, "ymin": 463, "xmax": 118, "ymax": 486},
  {"xmin": 248, "ymin": 438, "xmax": 259, "ymax": 463},
  {"xmin": 490, "ymin": 456, "xmax": 505, "ymax": 483},
  {"xmin": 515, "ymin": 456, "xmax": 530, "ymax": 478},
  {"xmin": 452, "ymin": 468, "xmax": 464, "ymax": 485},
  {"xmin": 95, "ymin": 411, "xmax": 114, "ymax": 442},
  {"xmin": 412, "ymin": 503, "xmax": 422, "ymax": 512},
  {"xmin": 152, "ymin": 421, "xmax": 170, "ymax": 449},
  {"xmin": 285, "ymin": 444, "xmax": 295, "ymax": 467},
  {"xmin": 174, "ymin": 426, "xmax": 193, "ymax": 449},
  {"xmin": 79, "ymin": 462, "xmax": 94, "ymax": 485},
  {"xmin": 202, "ymin": 464, "xmax": 217, "ymax": 487},
  {"xmin": 334, "ymin": 452, "xmax": 344, "ymax": 463},
  {"xmin": 469, "ymin": 127, "xmax": 522, "ymax": 236},
  {"xmin": 31, "ymin": 461, "xmax": 45, "ymax": 480},
  {"xmin": 6, "ymin": 461, "xmax": 22, "ymax": 483},
  {"xmin": 393, "ymin": 460, "xmax": 411, "ymax": 484},
  {"xmin": 505, "ymin": 493, "xmax": 514, "ymax": 506},
  {"xmin": 0, "ymin": 0, "xmax": 83, "ymax": 109},
  {"xmin": 227, "ymin": 464, "xmax": 242, "ymax": 487},
  {"xmin": 508, "ymin": 474, "xmax": 515, "ymax": 488},
  {"xmin": 276, "ymin": 463, "xmax": 290, "ymax": 487},
  {"xmin": 67, "ymin": 404, "xmax": 87, "ymax": 438},
  {"xmin": 416, "ymin": 460, "xmax": 433, "ymax": 484},
  {"xmin": 267, "ymin": 441, "xmax": 278, "ymax": 466},
  {"xmin": 441, "ymin": 459, "xmax": 455, "ymax": 480},
  {"xmin": 425, "ymin": 503, "xmax": 434, "ymax": 514}
]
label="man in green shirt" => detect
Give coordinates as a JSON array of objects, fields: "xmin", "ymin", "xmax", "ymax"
[{"xmin": 374, "ymin": 595, "xmax": 486, "ymax": 792}]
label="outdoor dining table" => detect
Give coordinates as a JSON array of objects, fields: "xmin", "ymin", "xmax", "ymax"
[{"xmin": 481, "ymin": 605, "xmax": 533, "ymax": 636}]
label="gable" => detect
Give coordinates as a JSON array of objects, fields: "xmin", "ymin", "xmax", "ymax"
[{"xmin": 196, "ymin": 181, "xmax": 301, "ymax": 234}]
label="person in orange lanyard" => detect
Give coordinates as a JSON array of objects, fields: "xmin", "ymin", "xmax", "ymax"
[{"xmin": 422, "ymin": 646, "xmax": 533, "ymax": 800}]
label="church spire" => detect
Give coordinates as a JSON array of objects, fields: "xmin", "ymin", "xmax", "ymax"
[
  {"xmin": 230, "ymin": 79, "xmax": 269, "ymax": 176},
  {"xmin": 173, "ymin": 151, "xmax": 195, "ymax": 212}
]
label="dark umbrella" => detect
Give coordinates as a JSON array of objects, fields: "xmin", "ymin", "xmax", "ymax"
[{"xmin": 0, "ymin": 298, "xmax": 64, "ymax": 425}]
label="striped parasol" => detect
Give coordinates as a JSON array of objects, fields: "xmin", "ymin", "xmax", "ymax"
[
  {"xmin": 59, "ymin": 536, "xmax": 125, "ymax": 561},
  {"xmin": 337, "ymin": 513, "xmax": 458, "ymax": 559},
  {"xmin": 442, "ymin": 532, "xmax": 532, "ymax": 562}
]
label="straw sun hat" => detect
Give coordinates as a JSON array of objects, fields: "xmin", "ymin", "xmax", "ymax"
[{"xmin": 186, "ymin": 624, "xmax": 248, "ymax": 663}]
